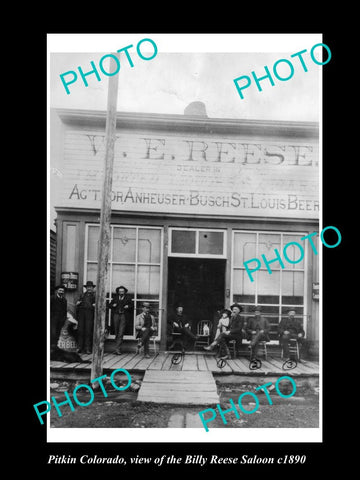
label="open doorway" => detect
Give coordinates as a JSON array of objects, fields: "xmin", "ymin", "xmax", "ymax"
[{"xmin": 167, "ymin": 257, "xmax": 226, "ymax": 334}]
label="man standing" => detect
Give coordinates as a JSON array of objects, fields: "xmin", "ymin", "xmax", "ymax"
[
  {"xmin": 168, "ymin": 304, "xmax": 197, "ymax": 349},
  {"xmin": 247, "ymin": 306, "xmax": 270, "ymax": 360},
  {"xmin": 50, "ymin": 285, "xmax": 67, "ymax": 348},
  {"xmin": 76, "ymin": 280, "xmax": 96, "ymax": 354},
  {"xmin": 109, "ymin": 285, "xmax": 133, "ymax": 355},
  {"xmin": 204, "ymin": 303, "xmax": 246, "ymax": 359},
  {"xmin": 279, "ymin": 308, "xmax": 305, "ymax": 359},
  {"xmin": 135, "ymin": 302, "xmax": 156, "ymax": 358}
]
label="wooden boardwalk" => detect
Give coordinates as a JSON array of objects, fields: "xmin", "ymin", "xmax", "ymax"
[
  {"xmin": 137, "ymin": 370, "xmax": 219, "ymax": 405},
  {"xmin": 50, "ymin": 351, "xmax": 319, "ymax": 377}
]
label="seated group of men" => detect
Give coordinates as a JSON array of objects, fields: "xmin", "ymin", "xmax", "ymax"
[
  {"xmin": 167, "ymin": 303, "xmax": 305, "ymax": 361},
  {"xmin": 204, "ymin": 304, "xmax": 305, "ymax": 361},
  {"xmin": 136, "ymin": 302, "xmax": 305, "ymax": 361}
]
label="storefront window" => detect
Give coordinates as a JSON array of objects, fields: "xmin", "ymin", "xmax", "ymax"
[
  {"xmin": 112, "ymin": 227, "xmax": 136, "ymax": 262},
  {"xmin": 257, "ymin": 270, "xmax": 280, "ymax": 304},
  {"xmin": 171, "ymin": 230, "xmax": 196, "ymax": 254},
  {"xmin": 137, "ymin": 265, "xmax": 160, "ymax": 297},
  {"xmin": 85, "ymin": 225, "xmax": 162, "ymax": 338},
  {"xmin": 138, "ymin": 228, "xmax": 161, "ymax": 263},
  {"xmin": 232, "ymin": 230, "xmax": 306, "ymax": 338},
  {"xmin": 169, "ymin": 228, "xmax": 226, "ymax": 257},
  {"xmin": 85, "ymin": 262, "xmax": 98, "ymax": 285},
  {"xmin": 111, "ymin": 264, "xmax": 135, "ymax": 293},
  {"xmin": 282, "ymin": 234, "xmax": 305, "ymax": 269},
  {"xmin": 258, "ymin": 233, "xmax": 281, "ymax": 268},
  {"xmin": 198, "ymin": 231, "xmax": 224, "ymax": 255},
  {"xmin": 233, "ymin": 268, "xmax": 255, "ymax": 304},
  {"xmin": 282, "ymin": 271, "xmax": 304, "ymax": 304},
  {"xmin": 233, "ymin": 232, "xmax": 256, "ymax": 265}
]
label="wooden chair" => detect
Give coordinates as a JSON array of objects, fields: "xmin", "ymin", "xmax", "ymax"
[
  {"xmin": 252, "ymin": 341, "xmax": 268, "ymax": 360},
  {"xmin": 281, "ymin": 338, "xmax": 300, "ymax": 361},
  {"xmin": 194, "ymin": 320, "xmax": 212, "ymax": 348},
  {"xmin": 137, "ymin": 325, "xmax": 158, "ymax": 356},
  {"xmin": 169, "ymin": 332, "xmax": 185, "ymax": 352},
  {"xmin": 228, "ymin": 339, "xmax": 237, "ymax": 358}
]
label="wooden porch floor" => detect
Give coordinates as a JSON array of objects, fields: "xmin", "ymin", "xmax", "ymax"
[{"xmin": 50, "ymin": 351, "xmax": 319, "ymax": 377}]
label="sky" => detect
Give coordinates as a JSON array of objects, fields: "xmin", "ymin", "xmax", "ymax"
[
  {"xmin": 48, "ymin": 34, "xmax": 323, "ymax": 229},
  {"xmin": 49, "ymin": 33, "xmax": 322, "ymax": 121}
]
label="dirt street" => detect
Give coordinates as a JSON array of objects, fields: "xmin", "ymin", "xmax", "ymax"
[{"xmin": 49, "ymin": 379, "xmax": 319, "ymax": 429}]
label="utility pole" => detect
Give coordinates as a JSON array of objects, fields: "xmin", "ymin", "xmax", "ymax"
[{"xmin": 91, "ymin": 54, "xmax": 119, "ymax": 382}]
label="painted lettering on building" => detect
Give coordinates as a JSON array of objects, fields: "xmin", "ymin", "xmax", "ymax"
[
  {"xmin": 55, "ymin": 131, "xmax": 319, "ymax": 219},
  {"xmin": 83, "ymin": 134, "xmax": 317, "ymax": 166}
]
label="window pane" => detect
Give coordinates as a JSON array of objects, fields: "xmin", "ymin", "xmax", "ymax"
[
  {"xmin": 283, "ymin": 234, "xmax": 305, "ymax": 269},
  {"xmin": 282, "ymin": 271, "xmax": 304, "ymax": 304},
  {"xmin": 112, "ymin": 227, "xmax": 136, "ymax": 262},
  {"xmin": 137, "ymin": 265, "xmax": 160, "ymax": 297},
  {"xmin": 86, "ymin": 263, "xmax": 98, "ymax": 286},
  {"xmin": 198, "ymin": 231, "xmax": 224, "ymax": 255},
  {"xmin": 111, "ymin": 264, "xmax": 135, "ymax": 294},
  {"xmin": 233, "ymin": 269, "xmax": 255, "ymax": 296},
  {"xmin": 257, "ymin": 270, "xmax": 280, "ymax": 304},
  {"xmin": 85, "ymin": 263, "xmax": 110, "ymax": 292},
  {"xmin": 138, "ymin": 228, "xmax": 161, "ymax": 263},
  {"xmin": 260, "ymin": 305, "xmax": 281, "ymax": 316},
  {"xmin": 258, "ymin": 234, "xmax": 281, "ymax": 269},
  {"xmin": 171, "ymin": 230, "xmax": 196, "ymax": 254},
  {"xmin": 87, "ymin": 225, "xmax": 100, "ymax": 261},
  {"xmin": 233, "ymin": 232, "xmax": 256, "ymax": 265},
  {"xmin": 233, "ymin": 295, "xmax": 256, "ymax": 305}
]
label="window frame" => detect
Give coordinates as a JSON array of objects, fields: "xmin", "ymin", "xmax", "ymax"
[
  {"xmin": 168, "ymin": 227, "xmax": 227, "ymax": 258},
  {"xmin": 84, "ymin": 224, "xmax": 163, "ymax": 340},
  {"xmin": 231, "ymin": 229, "xmax": 309, "ymax": 337}
]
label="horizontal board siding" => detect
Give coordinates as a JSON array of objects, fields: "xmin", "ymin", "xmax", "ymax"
[{"xmin": 56, "ymin": 127, "xmax": 319, "ymax": 219}]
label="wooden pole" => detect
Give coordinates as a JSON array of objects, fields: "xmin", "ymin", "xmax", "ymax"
[{"xmin": 91, "ymin": 54, "xmax": 119, "ymax": 382}]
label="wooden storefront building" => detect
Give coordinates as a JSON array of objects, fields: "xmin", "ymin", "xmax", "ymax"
[{"xmin": 50, "ymin": 103, "xmax": 320, "ymax": 357}]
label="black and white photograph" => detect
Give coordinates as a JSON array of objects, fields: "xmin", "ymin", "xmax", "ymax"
[{"xmin": 46, "ymin": 34, "xmax": 325, "ymax": 446}]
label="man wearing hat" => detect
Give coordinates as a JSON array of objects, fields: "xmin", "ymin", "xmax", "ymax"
[
  {"xmin": 278, "ymin": 308, "xmax": 305, "ymax": 359},
  {"xmin": 204, "ymin": 303, "xmax": 246, "ymax": 358},
  {"xmin": 76, "ymin": 280, "xmax": 96, "ymax": 354},
  {"xmin": 135, "ymin": 302, "xmax": 156, "ymax": 358},
  {"xmin": 109, "ymin": 286, "xmax": 133, "ymax": 355},
  {"xmin": 168, "ymin": 304, "xmax": 197, "ymax": 349},
  {"xmin": 247, "ymin": 306, "xmax": 270, "ymax": 360},
  {"xmin": 50, "ymin": 284, "xmax": 67, "ymax": 348}
]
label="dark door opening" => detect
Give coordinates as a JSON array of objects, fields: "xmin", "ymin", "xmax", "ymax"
[{"xmin": 167, "ymin": 257, "xmax": 226, "ymax": 333}]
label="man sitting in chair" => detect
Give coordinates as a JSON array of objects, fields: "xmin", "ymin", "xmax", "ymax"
[
  {"xmin": 135, "ymin": 302, "xmax": 156, "ymax": 358},
  {"xmin": 278, "ymin": 308, "xmax": 305, "ymax": 360},
  {"xmin": 168, "ymin": 304, "xmax": 197, "ymax": 349},
  {"xmin": 204, "ymin": 303, "xmax": 246, "ymax": 359},
  {"xmin": 247, "ymin": 306, "xmax": 270, "ymax": 361}
]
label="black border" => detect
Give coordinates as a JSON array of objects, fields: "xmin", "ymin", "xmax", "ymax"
[{"xmin": 21, "ymin": 26, "xmax": 347, "ymax": 473}]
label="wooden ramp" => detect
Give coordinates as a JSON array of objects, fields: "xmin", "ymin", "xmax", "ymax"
[{"xmin": 137, "ymin": 370, "xmax": 219, "ymax": 405}]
